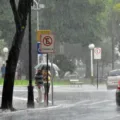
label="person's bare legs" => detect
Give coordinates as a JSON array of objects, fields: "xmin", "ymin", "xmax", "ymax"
[{"xmin": 36, "ymin": 85, "xmax": 43, "ymax": 103}]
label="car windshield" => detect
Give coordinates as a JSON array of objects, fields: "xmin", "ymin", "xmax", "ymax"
[{"xmin": 109, "ymin": 70, "xmax": 120, "ymax": 76}]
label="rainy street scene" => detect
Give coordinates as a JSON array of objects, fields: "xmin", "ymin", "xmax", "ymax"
[{"xmin": 1, "ymin": 0, "xmax": 120, "ymax": 120}]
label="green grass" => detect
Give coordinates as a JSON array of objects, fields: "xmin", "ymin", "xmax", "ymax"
[
  {"xmin": 0, "ymin": 78, "xmax": 70, "ymax": 86},
  {"xmin": 0, "ymin": 78, "xmax": 106, "ymax": 86},
  {"xmin": 53, "ymin": 80, "xmax": 70, "ymax": 85},
  {"xmin": 0, "ymin": 78, "xmax": 30, "ymax": 86}
]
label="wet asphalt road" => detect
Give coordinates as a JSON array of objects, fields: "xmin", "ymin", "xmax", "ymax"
[{"xmin": 0, "ymin": 85, "xmax": 120, "ymax": 120}]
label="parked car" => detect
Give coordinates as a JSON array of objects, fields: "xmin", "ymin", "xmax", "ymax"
[
  {"xmin": 106, "ymin": 69, "xmax": 120, "ymax": 90},
  {"xmin": 116, "ymin": 81, "xmax": 120, "ymax": 106}
]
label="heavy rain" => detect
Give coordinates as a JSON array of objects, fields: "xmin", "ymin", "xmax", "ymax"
[{"xmin": 0, "ymin": 0, "xmax": 120, "ymax": 120}]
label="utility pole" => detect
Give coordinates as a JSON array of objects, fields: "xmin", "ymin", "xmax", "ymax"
[
  {"xmin": 27, "ymin": 0, "xmax": 34, "ymax": 108},
  {"xmin": 112, "ymin": 37, "xmax": 114, "ymax": 70},
  {"xmin": 31, "ymin": 0, "xmax": 45, "ymax": 65}
]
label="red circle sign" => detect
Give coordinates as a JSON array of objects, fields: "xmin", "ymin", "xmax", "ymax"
[
  {"xmin": 43, "ymin": 36, "xmax": 52, "ymax": 46},
  {"xmin": 94, "ymin": 48, "xmax": 101, "ymax": 54}
]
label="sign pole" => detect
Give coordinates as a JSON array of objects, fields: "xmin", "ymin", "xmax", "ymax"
[
  {"xmin": 97, "ymin": 60, "xmax": 99, "ymax": 89},
  {"xmin": 94, "ymin": 47, "xmax": 102, "ymax": 89},
  {"xmin": 51, "ymin": 54, "xmax": 54, "ymax": 105},
  {"xmin": 46, "ymin": 53, "xmax": 49, "ymax": 106},
  {"xmin": 40, "ymin": 34, "xmax": 55, "ymax": 106}
]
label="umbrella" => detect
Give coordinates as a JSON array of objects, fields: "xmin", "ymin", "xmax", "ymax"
[{"xmin": 34, "ymin": 62, "xmax": 60, "ymax": 71}]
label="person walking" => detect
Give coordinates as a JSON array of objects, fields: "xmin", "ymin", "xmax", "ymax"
[
  {"xmin": 35, "ymin": 69, "xmax": 43, "ymax": 103},
  {"xmin": 42, "ymin": 66, "xmax": 51, "ymax": 105},
  {"xmin": 1, "ymin": 64, "xmax": 6, "ymax": 78}
]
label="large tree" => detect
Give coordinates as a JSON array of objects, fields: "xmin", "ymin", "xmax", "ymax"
[
  {"xmin": 0, "ymin": 0, "xmax": 15, "ymax": 48},
  {"xmin": 1, "ymin": 0, "xmax": 30, "ymax": 110},
  {"xmin": 43, "ymin": 0, "xmax": 107, "ymax": 77}
]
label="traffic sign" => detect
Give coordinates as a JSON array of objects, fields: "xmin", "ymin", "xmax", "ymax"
[
  {"xmin": 36, "ymin": 30, "xmax": 51, "ymax": 42},
  {"xmin": 94, "ymin": 48, "xmax": 102, "ymax": 59},
  {"xmin": 41, "ymin": 34, "xmax": 55, "ymax": 53},
  {"xmin": 37, "ymin": 42, "xmax": 42, "ymax": 54}
]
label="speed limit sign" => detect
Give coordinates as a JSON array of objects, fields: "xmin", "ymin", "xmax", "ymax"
[{"xmin": 94, "ymin": 48, "xmax": 102, "ymax": 59}]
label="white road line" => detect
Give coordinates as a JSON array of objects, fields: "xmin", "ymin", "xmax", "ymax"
[
  {"xmin": 61, "ymin": 100, "xmax": 91, "ymax": 108},
  {"xmin": 72, "ymin": 100, "xmax": 91, "ymax": 105},
  {"xmin": 13, "ymin": 90, "xmax": 37, "ymax": 92},
  {"xmin": 83, "ymin": 100, "xmax": 113, "ymax": 105},
  {"xmin": 0, "ymin": 104, "xmax": 63, "ymax": 116},
  {"xmin": 0, "ymin": 96, "xmax": 27, "ymax": 101},
  {"xmin": 0, "ymin": 88, "xmax": 116, "ymax": 92},
  {"xmin": 13, "ymin": 96, "xmax": 27, "ymax": 101},
  {"xmin": 109, "ymin": 102, "xmax": 116, "ymax": 106},
  {"xmin": 105, "ymin": 115, "xmax": 120, "ymax": 120}
]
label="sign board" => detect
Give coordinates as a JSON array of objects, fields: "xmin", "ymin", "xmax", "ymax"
[
  {"xmin": 41, "ymin": 34, "xmax": 55, "ymax": 53},
  {"xmin": 37, "ymin": 42, "xmax": 42, "ymax": 55},
  {"xmin": 94, "ymin": 48, "xmax": 102, "ymax": 59},
  {"xmin": 36, "ymin": 30, "xmax": 51, "ymax": 42}
]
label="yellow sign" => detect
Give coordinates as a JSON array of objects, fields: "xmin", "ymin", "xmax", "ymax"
[{"xmin": 36, "ymin": 30, "xmax": 51, "ymax": 42}]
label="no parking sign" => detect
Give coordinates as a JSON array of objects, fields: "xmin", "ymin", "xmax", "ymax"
[
  {"xmin": 41, "ymin": 34, "xmax": 55, "ymax": 53},
  {"xmin": 94, "ymin": 48, "xmax": 102, "ymax": 59}
]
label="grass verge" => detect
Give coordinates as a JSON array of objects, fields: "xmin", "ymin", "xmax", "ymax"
[
  {"xmin": 0, "ymin": 79, "xmax": 70, "ymax": 86},
  {"xmin": 0, "ymin": 78, "xmax": 106, "ymax": 86}
]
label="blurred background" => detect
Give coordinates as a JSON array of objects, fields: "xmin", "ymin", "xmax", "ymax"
[{"xmin": 1, "ymin": 0, "xmax": 120, "ymax": 84}]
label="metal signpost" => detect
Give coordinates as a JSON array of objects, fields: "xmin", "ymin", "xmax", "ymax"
[
  {"xmin": 36, "ymin": 30, "xmax": 51, "ymax": 63},
  {"xmin": 51, "ymin": 54, "xmax": 54, "ymax": 105},
  {"xmin": 32, "ymin": 0, "xmax": 45, "ymax": 65},
  {"xmin": 40, "ymin": 34, "xmax": 55, "ymax": 106},
  {"xmin": 94, "ymin": 48, "xmax": 102, "ymax": 89}
]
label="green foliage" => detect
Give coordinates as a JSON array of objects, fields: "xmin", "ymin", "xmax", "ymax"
[
  {"xmin": 100, "ymin": 39, "xmax": 112, "ymax": 64},
  {"xmin": 113, "ymin": 3, "xmax": 120, "ymax": 11},
  {"xmin": 41, "ymin": 0, "xmax": 107, "ymax": 47},
  {"xmin": 1, "ymin": 0, "xmax": 111, "ymax": 48},
  {"xmin": 0, "ymin": 39, "xmax": 7, "ymax": 55},
  {"xmin": 0, "ymin": 0, "xmax": 15, "ymax": 48},
  {"xmin": 53, "ymin": 55, "xmax": 75, "ymax": 77}
]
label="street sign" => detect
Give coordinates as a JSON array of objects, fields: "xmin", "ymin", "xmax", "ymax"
[
  {"xmin": 37, "ymin": 42, "xmax": 42, "ymax": 54},
  {"xmin": 41, "ymin": 34, "xmax": 55, "ymax": 53},
  {"xmin": 94, "ymin": 48, "xmax": 102, "ymax": 59},
  {"xmin": 36, "ymin": 30, "xmax": 51, "ymax": 42}
]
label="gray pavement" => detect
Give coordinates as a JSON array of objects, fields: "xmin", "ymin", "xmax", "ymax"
[{"xmin": 0, "ymin": 85, "xmax": 120, "ymax": 120}]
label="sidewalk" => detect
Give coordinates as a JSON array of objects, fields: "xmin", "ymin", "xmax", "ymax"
[
  {"xmin": 0, "ymin": 84, "xmax": 115, "ymax": 120},
  {"xmin": 53, "ymin": 84, "xmax": 108, "ymax": 92},
  {"xmin": 0, "ymin": 84, "xmax": 109, "ymax": 111}
]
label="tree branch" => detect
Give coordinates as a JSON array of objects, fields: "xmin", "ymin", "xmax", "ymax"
[
  {"xmin": 18, "ymin": 0, "xmax": 29, "ymax": 27},
  {"xmin": 10, "ymin": 0, "xmax": 21, "ymax": 28}
]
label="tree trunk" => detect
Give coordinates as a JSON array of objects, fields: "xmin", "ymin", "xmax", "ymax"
[
  {"xmin": 1, "ymin": 29, "xmax": 25, "ymax": 109},
  {"xmin": 85, "ymin": 59, "xmax": 91, "ymax": 78},
  {"xmin": 102, "ymin": 61, "xmax": 104, "ymax": 77}
]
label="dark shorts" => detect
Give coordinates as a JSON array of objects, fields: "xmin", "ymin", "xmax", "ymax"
[
  {"xmin": 44, "ymin": 83, "xmax": 50, "ymax": 94},
  {"xmin": 38, "ymin": 81, "xmax": 43, "ymax": 85}
]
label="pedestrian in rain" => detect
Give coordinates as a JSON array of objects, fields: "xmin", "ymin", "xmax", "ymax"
[
  {"xmin": 35, "ymin": 69, "xmax": 43, "ymax": 103},
  {"xmin": 42, "ymin": 66, "xmax": 51, "ymax": 105},
  {"xmin": 17, "ymin": 67, "xmax": 22, "ymax": 80},
  {"xmin": 1, "ymin": 64, "xmax": 6, "ymax": 78}
]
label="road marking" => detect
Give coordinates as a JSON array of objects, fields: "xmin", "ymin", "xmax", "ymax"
[
  {"xmin": 83, "ymin": 100, "xmax": 113, "ymax": 105},
  {"xmin": 61, "ymin": 100, "xmax": 91, "ymax": 108},
  {"xmin": 13, "ymin": 90, "xmax": 37, "ymax": 92},
  {"xmin": 105, "ymin": 115, "xmax": 120, "ymax": 120},
  {"xmin": 0, "ymin": 96, "xmax": 27, "ymax": 101},
  {"xmin": 109, "ymin": 102, "xmax": 116, "ymax": 106},
  {"xmin": 0, "ymin": 104, "xmax": 63, "ymax": 116},
  {"xmin": 0, "ymin": 87, "xmax": 116, "ymax": 93},
  {"xmin": 13, "ymin": 96, "xmax": 27, "ymax": 101}
]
